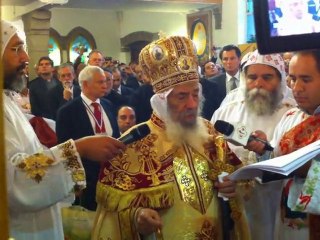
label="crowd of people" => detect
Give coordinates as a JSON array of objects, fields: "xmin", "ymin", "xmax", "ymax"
[{"xmin": 2, "ymin": 18, "xmax": 320, "ymax": 240}]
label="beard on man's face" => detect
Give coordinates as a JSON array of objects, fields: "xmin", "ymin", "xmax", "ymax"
[
  {"xmin": 4, "ymin": 63, "xmax": 26, "ymax": 92},
  {"xmin": 245, "ymin": 87, "xmax": 282, "ymax": 116},
  {"xmin": 177, "ymin": 108, "xmax": 198, "ymax": 128},
  {"xmin": 165, "ymin": 103, "xmax": 209, "ymax": 149},
  {"xmin": 167, "ymin": 94, "xmax": 204, "ymax": 129}
]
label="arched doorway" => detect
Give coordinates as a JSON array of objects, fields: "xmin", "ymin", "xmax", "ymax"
[{"xmin": 121, "ymin": 31, "xmax": 158, "ymax": 63}]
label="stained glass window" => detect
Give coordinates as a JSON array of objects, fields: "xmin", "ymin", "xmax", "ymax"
[
  {"xmin": 69, "ymin": 35, "xmax": 93, "ymax": 64},
  {"xmin": 48, "ymin": 36, "xmax": 61, "ymax": 66},
  {"xmin": 247, "ymin": 0, "xmax": 256, "ymax": 42}
]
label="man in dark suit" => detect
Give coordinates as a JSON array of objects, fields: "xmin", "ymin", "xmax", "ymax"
[
  {"xmin": 129, "ymin": 82, "xmax": 154, "ymax": 124},
  {"xmin": 202, "ymin": 60, "xmax": 220, "ymax": 79},
  {"xmin": 48, "ymin": 63, "xmax": 81, "ymax": 120},
  {"xmin": 200, "ymin": 78, "xmax": 225, "ymax": 120},
  {"xmin": 56, "ymin": 66, "xmax": 120, "ymax": 211},
  {"xmin": 103, "ymin": 69, "xmax": 127, "ymax": 115},
  {"xmin": 126, "ymin": 64, "xmax": 144, "ymax": 90},
  {"xmin": 209, "ymin": 44, "xmax": 241, "ymax": 99},
  {"xmin": 29, "ymin": 56, "xmax": 59, "ymax": 119},
  {"xmin": 112, "ymin": 68, "xmax": 134, "ymax": 100}
]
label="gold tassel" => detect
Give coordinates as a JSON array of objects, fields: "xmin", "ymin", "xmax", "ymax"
[{"xmin": 96, "ymin": 182, "xmax": 175, "ymax": 211}]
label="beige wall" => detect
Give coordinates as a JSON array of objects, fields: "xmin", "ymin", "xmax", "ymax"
[
  {"xmin": 120, "ymin": 11, "xmax": 187, "ymax": 37},
  {"xmin": 50, "ymin": 8, "xmax": 187, "ymax": 64},
  {"xmin": 2, "ymin": 0, "xmax": 248, "ymax": 64},
  {"xmin": 213, "ymin": 0, "xmax": 247, "ymax": 47},
  {"xmin": 50, "ymin": 8, "xmax": 121, "ymax": 61}
]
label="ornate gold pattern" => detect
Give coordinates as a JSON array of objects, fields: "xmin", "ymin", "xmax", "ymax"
[
  {"xmin": 16, "ymin": 140, "xmax": 84, "ymax": 185},
  {"xmin": 59, "ymin": 140, "xmax": 86, "ymax": 188},
  {"xmin": 17, "ymin": 153, "xmax": 55, "ymax": 183},
  {"xmin": 195, "ymin": 219, "xmax": 217, "ymax": 240},
  {"xmin": 139, "ymin": 36, "xmax": 199, "ymax": 93},
  {"xmin": 95, "ymin": 118, "xmax": 251, "ymax": 240},
  {"xmin": 100, "ymin": 130, "xmax": 173, "ymax": 189},
  {"xmin": 96, "ymin": 182, "xmax": 175, "ymax": 211},
  {"xmin": 150, "ymin": 113, "xmax": 166, "ymax": 129},
  {"xmin": 208, "ymin": 137, "xmax": 243, "ymax": 223},
  {"xmin": 174, "ymin": 148, "xmax": 213, "ymax": 214}
]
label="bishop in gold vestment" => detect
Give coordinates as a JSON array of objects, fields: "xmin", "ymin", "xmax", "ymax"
[{"xmin": 92, "ymin": 36, "xmax": 250, "ymax": 240}]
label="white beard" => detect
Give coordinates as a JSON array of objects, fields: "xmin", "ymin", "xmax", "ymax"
[
  {"xmin": 245, "ymin": 88, "xmax": 282, "ymax": 116},
  {"xmin": 164, "ymin": 115, "xmax": 210, "ymax": 150}
]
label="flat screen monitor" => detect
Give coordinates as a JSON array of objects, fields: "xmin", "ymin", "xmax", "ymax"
[{"xmin": 254, "ymin": 0, "xmax": 320, "ymax": 54}]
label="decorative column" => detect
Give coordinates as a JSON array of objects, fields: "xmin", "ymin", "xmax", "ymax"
[{"xmin": 22, "ymin": 9, "xmax": 51, "ymax": 80}]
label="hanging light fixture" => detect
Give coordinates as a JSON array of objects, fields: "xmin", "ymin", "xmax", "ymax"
[{"xmin": 39, "ymin": 0, "xmax": 69, "ymax": 4}]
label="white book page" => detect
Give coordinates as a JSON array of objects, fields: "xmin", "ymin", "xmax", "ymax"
[{"xmin": 229, "ymin": 139, "xmax": 320, "ymax": 181}]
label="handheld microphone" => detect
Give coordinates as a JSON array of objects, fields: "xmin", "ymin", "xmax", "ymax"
[
  {"xmin": 118, "ymin": 124, "xmax": 150, "ymax": 145},
  {"xmin": 214, "ymin": 120, "xmax": 274, "ymax": 151}
]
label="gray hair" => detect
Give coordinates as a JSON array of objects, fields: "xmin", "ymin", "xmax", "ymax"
[
  {"xmin": 78, "ymin": 65, "xmax": 104, "ymax": 89},
  {"xmin": 57, "ymin": 63, "xmax": 74, "ymax": 76}
]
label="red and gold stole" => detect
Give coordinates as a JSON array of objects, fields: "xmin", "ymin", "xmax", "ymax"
[{"xmin": 279, "ymin": 114, "xmax": 320, "ymax": 240}]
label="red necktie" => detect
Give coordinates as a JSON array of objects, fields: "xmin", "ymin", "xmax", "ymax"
[{"xmin": 91, "ymin": 102, "xmax": 106, "ymax": 133}]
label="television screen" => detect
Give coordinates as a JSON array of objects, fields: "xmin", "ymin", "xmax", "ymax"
[{"xmin": 254, "ymin": 0, "xmax": 320, "ymax": 54}]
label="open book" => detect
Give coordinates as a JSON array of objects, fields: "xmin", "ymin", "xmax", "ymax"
[{"xmin": 228, "ymin": 139, "xmax": 320, "ymax": 181}]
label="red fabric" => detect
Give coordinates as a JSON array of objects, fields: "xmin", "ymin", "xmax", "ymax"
[
  {"xmin": 91, "ymin": 102, "xmax": 106, "ymax": 133},
  {"xmin": 279, "ymin": 115, "xmax": 320, "ymax": 239},
  {"xmin": 279, "ymin": 115, "xmax": 320, "ymax": 155},
  {"xmin": 29, "ymin": 116, "xmax": 57, "ymax": 148}
]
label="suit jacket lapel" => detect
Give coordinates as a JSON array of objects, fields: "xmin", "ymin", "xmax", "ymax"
[
  {"xmin": 100, "ymin": 100, "xmax": 120, "ymax": 138},
  {"xmin": 76, "ymin": 97, "xmax": 95, "ymax": 136}
]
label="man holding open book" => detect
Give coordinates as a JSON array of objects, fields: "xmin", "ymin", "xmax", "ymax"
[
  {"xmin": 211, "ymin": 50, "xmax": 295, "ymax": 240},
  {"xmin": 248, "ymin": 50, "xmax": 320, "ymax": 240}
]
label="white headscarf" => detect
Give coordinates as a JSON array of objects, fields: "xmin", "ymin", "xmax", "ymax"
[
  {"xmin": 150, "ymin": 83, "xmax": 203, "ymax": 121},
  {"xmin": 150, "ymin": 89, "xmax": 172, "ymax": 121},
  {"xmin": 242, "ymin": 49, "xmax": 288, "ymax": 99},
  {"xmin": 1, "ymin": 20, "xmax": 23, "ymax": 57}
]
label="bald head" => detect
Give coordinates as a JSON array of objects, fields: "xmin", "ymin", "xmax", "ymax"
[{"xmin": 117, "ymin": 106, "xmax": 136, "ymax": 133}]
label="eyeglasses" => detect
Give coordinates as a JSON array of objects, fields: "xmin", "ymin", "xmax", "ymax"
[
  {"xmin": 205, "ymin": 64, "xmax": 217, "ymax": 69},
  {"xmin": 11, "ymin": 44, "xmax": 27, "ymax": 55}
]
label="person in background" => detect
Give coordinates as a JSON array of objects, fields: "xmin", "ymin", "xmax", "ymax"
[
  {"xmin": 111, "ymin": 68, "xmax": 134, "ymax": 102},
  {"xmin": 29, "ymin": 56, "xmax": 59, "ymax": 119},
  {"xmin": 210, "ymin": 45, "xmax": 219, "ymax": 63},
  {"xmin": 202, "ymin": 60, "xmax": 220, "ymax": 80},
  {"xmin": 117, "ymin": 105, "xmax": 136, "ymax": 134},
  {"xmin": 87, "ymin": 50, "xmax": 105, "ymax": 68},
  {"xmin": 282, "ymin": 52, "xmax": 294, "ymax": 88},
  {"xmin": 210, "ymin": 44, "xmax": 242, "ymax": 100},
  {"xmin": 126, "ymin": 64, "xmax": 143, "ymax": 90},
  {"xmin": 48, "ymin": 63, "xmax": 81, "ymax": 119},
  {"xmin": 56, "ymin": 66, "xmax": 120, "ymax": 211},
  {"xmin": 1, "ymin": 19, "xmax": 125, "ymax": 240},
  {"xmin": 128, "ymin": 72, "xmax": 154, "ymax": 124},
  {"xmin": 103, "ymin": 69, "xmax": 127, "ymax": 114}
]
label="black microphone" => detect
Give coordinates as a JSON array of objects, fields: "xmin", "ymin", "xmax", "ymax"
[
  {"xmin": 118, "ymin": 124, "xmax": 150, "ymax": 145},
  {"xmin": 214, "ymin": 120, "xmax": 274, "ymax": 151}
]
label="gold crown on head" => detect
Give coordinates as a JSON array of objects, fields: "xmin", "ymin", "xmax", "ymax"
[{"xmin": 139, "ymin": 36, "xmax": 199, "ymax": 93}]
